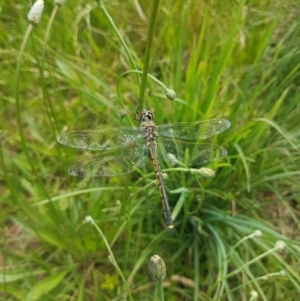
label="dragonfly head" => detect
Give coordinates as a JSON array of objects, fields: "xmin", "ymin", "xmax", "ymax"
[{"xmin": 139, "ymin": 110, "xmax": 154, "ymax": 123}]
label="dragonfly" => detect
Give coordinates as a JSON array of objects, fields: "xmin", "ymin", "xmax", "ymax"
[{"xmin": 57, "ymin": 110, "xmax": 231, "ymax": 235}]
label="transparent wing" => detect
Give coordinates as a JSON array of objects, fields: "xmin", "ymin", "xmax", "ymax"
[
  {"xmin": 156, "ymin": 119, "xmax": 231, "ymax": 140},
  {"xmin": 68, "ymin": 139, "xmax": 148, "ymax": 177},
  {"xmin": 157, "ymin": 137, "xmax": 228, "ymax": 166},
  {"xmin": 57, "ymin": 127, "xmax": 142, "ymax": 150}
]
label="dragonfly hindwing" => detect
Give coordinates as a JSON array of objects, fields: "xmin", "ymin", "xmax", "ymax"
[
  {"xmin": 68, "ymin": 140, "xmax": 148, "ymax": 177},
  {"xmin": 157, "ymin": 137, "xmax": 228, "ymax": 167}
]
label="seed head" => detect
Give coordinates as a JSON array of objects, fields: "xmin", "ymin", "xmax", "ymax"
[
  {"xmin": 198, "ymin": 167, "xmax": 215, "ymax": 178},
  {"xmin": 166, "ymin": 153, "xmax": 179, "ymax": 165},
  {"xmin": 279, "ymin": 270, "xmax": 286, "ymax": 276},
  {"xmin": 162, "ymin": 173, "xmax": 169, "ymax": 180},
  {"xmin": 253, "ymin": 230, "xmax": 262, "ymax": 237},
  {"xmin": 84, "ymin": 215, "xmax": 93, "ymax": 223},
  {"xmin": 28, "ymin": 0, "xmax": 44, "ymax": 25},
  {"xmin": 165, "ymin": 88, "xmax": 176, "ymax": 100},
  {"xmin": 250, "ymin": 290, "xmax": 258, "ymax": 299},
  {"xmin": 275, "ymin": 240, "xmax": 285, "ymax": 250},
  {"xmin": 148, "ymin": 254, "xmax": 166, "ymax": 283}
]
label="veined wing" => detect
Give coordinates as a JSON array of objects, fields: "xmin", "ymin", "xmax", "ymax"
[
  {"xmin": 57, "ymin": 127, "xmax": 142, "ymax": 151},
  {"xmin": 157, "ymin": 137, "xmax": 228, "ymax": 166},
  {"xmin": 156, "ymin": 119, "xmax": 231, "ymax": 140},
  {"xmin": 68, "ymin": 139, "xmax": 147, "ymax": 177}
]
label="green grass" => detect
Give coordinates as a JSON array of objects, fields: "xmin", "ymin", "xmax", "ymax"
[{"xmin": 1, "ymin": 0, "xmax": 300, "ymax": 300}]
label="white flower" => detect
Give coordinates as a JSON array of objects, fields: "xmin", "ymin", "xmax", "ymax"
[
  {"xmin": 28, "ymin": 0, "xmax": 44, "ymax": 25},
  {"xmin": 55, "ymin": 0, "xmax": 66, "ymax": 6}
]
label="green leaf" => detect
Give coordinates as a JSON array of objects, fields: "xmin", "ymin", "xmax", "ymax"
[
  {"xmin": 26, "ymin": 270, "xmax": 68, "ymax": 301},
  {"xmin": 0, "ymin": 271, "xmax": 44, "ymax": 283}
]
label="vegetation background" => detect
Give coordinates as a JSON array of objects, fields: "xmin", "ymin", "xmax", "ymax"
[{"xmin": 1, "ymin": 0, "xmax": 300, "ymax": 300}]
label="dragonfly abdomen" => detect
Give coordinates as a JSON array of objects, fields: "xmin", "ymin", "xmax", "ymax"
[{"xmin": 148, "ymin": 140, "xmax": 174, "ymax": 235}]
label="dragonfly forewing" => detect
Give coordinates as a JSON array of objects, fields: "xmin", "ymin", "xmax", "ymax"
[
  {"xmin": 57, "ymin": 127, "xmax": 142, "ymax": 151},
  {"xmin": 157, "ymin": 137, "xmax": 228, "ymax": 166},
  {"xmin": 68, "ymin": 140, "xmax": 147, "ymax": 177},
  {"xmin": 156, "ymin": 119, "xmax": 231, "ymax": 140}
]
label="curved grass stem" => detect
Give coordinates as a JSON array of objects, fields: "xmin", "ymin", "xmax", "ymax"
[
  {"xmin": 39, "ymin": 4, "xmax": 60, "ymax": 133},
  {"xmin": 85, "ymin": 216, "xmax": 134, "ymax": 301},
  {"xmin": 95, "ymin": 0, "xmax": 140, "ymax": 88},
  {"xmin": 14, "ymin": 24, "xmax": 51, "ymax": 201},
  {"xmin": 117, "ymin": 70, "xmax": 170, "ymax": 111}
]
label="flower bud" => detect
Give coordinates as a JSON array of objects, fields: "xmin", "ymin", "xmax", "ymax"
[
  {"xmin": 198, "ymin": 167, "xmax": 215, "ymax": 178},
  {"xmin": 148, "ymin": 254, "xmax": 166, "ymax": 283},
  {"xmin": 165, "ymin": 88, "xmax": 176, "ymax": 100}
]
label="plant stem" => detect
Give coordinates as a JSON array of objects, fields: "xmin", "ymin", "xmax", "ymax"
[
  {"xmin": 117, "ymin": 70, "xmax": 169, "ymax": 110},
  {"xmin": 136, "ymin": 0, "xmax": 160, "ymax": 116},
  {"xmin": 157, "ymin": 281, "xmax": 165, "ymax": 301},
  {"xmin": 86, "ymin": 216, "xmax": 134, "ymax": 301},
  {"xmin": 95, "ymin": 0, "xmax": 140, "ymax": 88},
  {"xmin": 15, "ymin": 25, "xmax": 33, "ymax": 145},
  {"xmin": 14, "ymin": 24, "xmax": 51, "ymax": 200},
  {"xmin": 39, "ymin": 4, "xmax": 60, "ymax": 133},
  {"xmin": 193, "ymin": 235, "xmax": 199, "ymax": 301}
]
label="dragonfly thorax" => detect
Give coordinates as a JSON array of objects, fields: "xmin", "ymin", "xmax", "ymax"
[
  {"xmin": 139, "ymin": 111, "xmax": 157, "ymax": 141},
  {"xmin": 141, "ymin": 121, "xmax": 157, "ymax": 141},
  {"xmin": 139, "ymin": 110, "xmax": 157, "ymax": 141}
]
